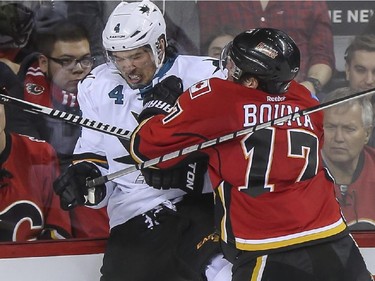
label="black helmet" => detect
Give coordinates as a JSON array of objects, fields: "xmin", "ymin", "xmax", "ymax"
[
  {"xmin": 221, "ymin": 28, "xmax": 300, "ymax": 94},
  {"xmin": 0, "ymin": 3, "xmax": 34, "ymax": 49}
]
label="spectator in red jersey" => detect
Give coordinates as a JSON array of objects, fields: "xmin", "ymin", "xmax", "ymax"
[
  {"xmin": 0, "ymin": 103, "xmax": 71, "ymax": 242},
  {"xmin": 24, "ymin": 19, "xmax": 109, "ymax": 239},
  {"xmin": 198, "ymin": 0, "xmax": 334, "ymax": 97},
  {"xmin": 16, "ymin": 19, "xmax": 93, "ymax": 172},
  {"xmin": 322, "ymin": 87, "xmax": 375, "ymax": 231},
  {"xmin": 7, "ymin": 17, "xmax": 110, "ymax": 239}
]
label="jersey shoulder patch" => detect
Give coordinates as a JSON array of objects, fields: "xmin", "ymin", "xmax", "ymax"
[{"xmin": 189, "ymin": 79, "xmax": 211, "ymax": 99}]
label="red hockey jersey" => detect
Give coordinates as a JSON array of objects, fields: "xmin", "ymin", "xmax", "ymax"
[
  {"xmin": 24, "ymin": 61, "xmax": 78, "ymax": 108},
  {"xmin": 22, "ymin": 59, "xmax": 109, "ymax": 238},
  {"xmin": 131, "ymin": 78, "xmax": 347, "ymax": 253},
  {"xmin": 0, "ymin": 133, "xmax": 71, "ymax": 241}
]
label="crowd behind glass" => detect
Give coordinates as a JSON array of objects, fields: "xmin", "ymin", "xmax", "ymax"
[{"xmin": 0, "ymin": 0, "xmax": 374, "ymax": 244}]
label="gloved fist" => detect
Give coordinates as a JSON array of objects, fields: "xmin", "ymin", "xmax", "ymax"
[
  {"xmin": 143, "ymin": 75, "xmax": 183, "ymax": 105},
  {"xmin": 142, "ymin": 167, "xmax": 183, "ymax": 190},
  {"xmin": 53, "ymin": 161, "xmax": 106, "ymax": 210},
  {"xmin": 141, "ymin": 155, "xmax": 209, "ymax": 195},
  {"xmin": 139, "ymin": 75, "xmax": 183, "ymax": 122}
]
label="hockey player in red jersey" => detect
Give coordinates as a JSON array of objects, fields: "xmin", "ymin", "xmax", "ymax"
[
  {"xmin": 0, "ymin": 104, "xmax": 71, "ymax": 241},
  {"xmin": 131, "ymin": 28, "xmax": 372, "ymax": 280}
]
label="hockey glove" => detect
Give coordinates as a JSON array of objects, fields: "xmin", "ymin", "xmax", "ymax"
[
  {"xmin": 53, "ymin": 161, "xmax": 106, "ymax": 210},
  {"xmin": 138, "ymin": 75, "xmax": 183, "ymax": 122},
  {"xmin": 141, "ymin": 155, "xmax": 209, "ymax": 195}
]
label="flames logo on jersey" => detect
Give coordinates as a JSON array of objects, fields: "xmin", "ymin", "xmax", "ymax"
[
  {"xmin": 25, "ymin": 83, "xmax": 45, "ymax": 96},
  {"xmin": 0, "ymin": 201, "xmax": 43, "ymax": 241}
]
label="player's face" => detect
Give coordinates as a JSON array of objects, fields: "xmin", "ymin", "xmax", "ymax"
[
  {"xmin": 45, "ymin": 39, "xmax": 92, "ymax": 93},
  {"xmin": 323, "ymin": 103, "xmax": 371, "ymax": 168},
  {"xmin": 225, "ymin": 57, "xmax": 238, "ymax": 82},
  {"xmin": 109, "ymin": 47, "xmax": 157, "ymax": 89},
  {"xmin": 346, "ymin": 50, "xmax": 375, "ymax": 92}
]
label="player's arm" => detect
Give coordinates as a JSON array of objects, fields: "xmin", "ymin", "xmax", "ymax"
[
  {"xmin": 134, "ymin": 76, "xmax": 209, "ymax": 194},
  {"xmin": 53, "ymin": 75, "xmax": 115, "ymax": 209}
]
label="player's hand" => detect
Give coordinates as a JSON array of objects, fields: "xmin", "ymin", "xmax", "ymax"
[
  {"xmin": 141, "ymin": 155, "xmax": 208, "ymax": 195},
  {"xmin": 139, "ymin": 75, "xmax": 183, "ymax": 121},
  {"xmin": 141, "ymin": 167, "xmax": 182, "ymax": 189},
  {"xmin": 53, "ymin": 161, "xmax": 106, "ymax": 210}
]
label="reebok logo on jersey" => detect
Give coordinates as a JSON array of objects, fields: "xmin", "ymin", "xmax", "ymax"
[{"xmin": 267, "ymin": 95, "xmax": 286, "ymax": 102}]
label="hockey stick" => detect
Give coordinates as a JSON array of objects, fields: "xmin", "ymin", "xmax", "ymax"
[
  {"xmin": 0, "ymin": 88, "xmax": 132, "ymax": 140},
  {"xmin": 87, "ymin": 87, "xmax": 375, "ymax": 187}
]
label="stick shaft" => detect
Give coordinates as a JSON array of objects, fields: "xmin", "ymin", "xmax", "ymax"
[
  {"xmin": 87, "ymin": 87, "xmax": 375, "ymax": 187},
  {"xmin": 0, "ymin": 90, "xmax": 132, "ymax": 140}
]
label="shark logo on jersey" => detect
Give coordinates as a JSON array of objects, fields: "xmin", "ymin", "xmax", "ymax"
[
  {"xmin": 139, "ymin": 4, "xmax": 151, "ymax": 15},
  {"xmin": 203, "ymin": 58, "xmax": 221, "ymax": 75}
]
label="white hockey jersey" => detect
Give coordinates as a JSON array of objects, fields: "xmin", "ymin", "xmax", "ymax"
[{"xmin": 74, "ymin": 55, "xmax": 225, "ymax": 229}]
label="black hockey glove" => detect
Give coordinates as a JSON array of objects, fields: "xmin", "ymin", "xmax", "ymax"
[
  {"xmin": 141, "ymin": 155, "xmax": 209, "ymax": 195},
  {"xmin": 138, "ymin": 75, "xmax": 183, "ymax": 122},
  {"xmin": 53, "ymin": 162, "xmax": 106, "ymax": 211}
]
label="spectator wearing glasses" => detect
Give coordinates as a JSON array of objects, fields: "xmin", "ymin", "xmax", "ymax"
[
  {"xmin": 16, "ymin": 19, "xmax": 93, "ymax": 171},
  {"xmin": 13, "ymin": 19, "xmax": 109, "ymax": 239},
  {"xmin": 322, "ymin": 87, "xmax": 375, "ymax": 230}
]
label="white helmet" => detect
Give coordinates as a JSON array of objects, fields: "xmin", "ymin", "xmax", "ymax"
[{"xmin": 102, "ymin": 0, "xmax": 166, "ymax": 67}]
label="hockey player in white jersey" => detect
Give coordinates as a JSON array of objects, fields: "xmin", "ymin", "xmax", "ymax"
[{"xmin": 53, "ymin": 1, "xmax": 228, "ymax": 281}]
